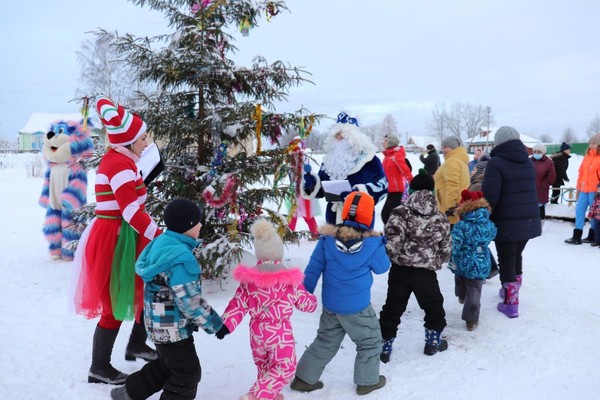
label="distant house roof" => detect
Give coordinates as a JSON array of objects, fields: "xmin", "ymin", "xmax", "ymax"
[
  {"xmin": 469, "ymin": 127, "xmax": 540, "ymax": 146},
  {"xmin": 19, "ymin": 113, "xmax": 100, "ymax": 134},
  {"xmin": 407, "ymin": 135, "xmax": 434, "ymax": 148}
]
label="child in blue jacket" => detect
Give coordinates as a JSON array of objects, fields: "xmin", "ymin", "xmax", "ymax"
[
  {"xmin": 290, "ymin": 192, "xmax": 391, "ymax": 396},
  {"xmin": 450, "ymin": 190, "xmax": 497, "ymax": 331},
  {"xmin": 111, "ymin": 199, "xmax": 223, "ymax": 400}
]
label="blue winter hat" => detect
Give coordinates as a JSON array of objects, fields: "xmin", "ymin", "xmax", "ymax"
[{"xmin": 560, "ymin": 142, "xmax": 571, "ymax": 152}]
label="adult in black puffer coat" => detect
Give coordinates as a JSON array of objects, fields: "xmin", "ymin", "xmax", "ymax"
[{"xmin": 482, "ymin": 126, "xmax": 541, "ymax": 319}]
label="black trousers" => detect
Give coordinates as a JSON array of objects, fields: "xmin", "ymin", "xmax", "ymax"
[
  {"xmin": 494, "ymin": 240, "xmax": 528, "ymax": 284},
  {"xmin": 539, "ymin": 204, "xmax": 546, "ymax": 220},
  {"xmin": 125, "ymin": 337, "xmax": 201, "ymax": 400},
  {"xmin": 379, "ymin": 265, "xmax": 446, "ymax": 340},
  {"xmin": 550, "ymin": 185, "xmax": 561, "ymax": 204},
  {"xmin": 381, "ymin": 192, "xmax": 404, "ymax": 225}
]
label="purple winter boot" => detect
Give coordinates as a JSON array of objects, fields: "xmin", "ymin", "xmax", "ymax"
[
  {"xmin": 499, "ymin": 274, "xmax": 522, "ymax": 299},
  {"xmin": 497, "ymin": 281, "xmax": 519, "ymax": 318}
]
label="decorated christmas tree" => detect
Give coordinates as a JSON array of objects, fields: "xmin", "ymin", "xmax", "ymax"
[{"xmin": 94, "ymin": 0, "xmax": 321, "ymax": 278}]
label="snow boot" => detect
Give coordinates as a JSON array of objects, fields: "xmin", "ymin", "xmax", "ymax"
[
  {"xmin": 356, "ymin": 375, "xmax": 386, "ymax": 396},
  {"xmin": 125, "ymin": 321, "xmax": 158, "ymax": 362},
  {"xmin": 290, "ymin": 376, "xmax": 324, "ymax": 392},
  {"xmin": 423, "ymin": 328, "xmax": 448, "ymax": 356},
  {"xmin": 497, "ymin": 281, "xmax": 519, "ymax": 318},
  {"xmin": 500, "ymin": 274, "xmax": 522, "ymax": 298},
  {"xmin": 111, "ymin": 386, "xmax": 132, "ymax": 400},
  {"xmin": 466, "ymin": 321, "xmax": 478, "ymax": 331},
  {"xmin": 582, "ymin": 228, "xmax": 595, "ymax": 244},
  {"xmin": 564, "ymin": 228, "xmax": 583, "ymax": 244},
  {"xmin": 88, "ymin": 325, "xmax": 128, "ymax": 385},
  {"xmin": 380, "ymin": 337, "xmax": 395, "ymax": 363}
]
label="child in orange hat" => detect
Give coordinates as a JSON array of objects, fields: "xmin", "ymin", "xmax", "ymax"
[{"xmin": 291, "ymin": 192, "xmax": 390, "ymax": 396}]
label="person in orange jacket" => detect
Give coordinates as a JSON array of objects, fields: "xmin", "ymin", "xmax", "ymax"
[{"xmin": 565, "ymin": 134, "xmax": 600, "ymax": 244}]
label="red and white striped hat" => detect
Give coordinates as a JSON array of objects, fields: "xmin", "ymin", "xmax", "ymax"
[{"xmin": 95, "ymin": 96, "xmax": 147, "ymax": 146}]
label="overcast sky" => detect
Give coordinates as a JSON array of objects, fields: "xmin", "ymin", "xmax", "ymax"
[{"xmin": 2, "ymin": 0, "xmax": 599, "ymax": 143}]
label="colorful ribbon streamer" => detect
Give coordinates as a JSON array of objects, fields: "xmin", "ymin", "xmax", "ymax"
[{"xmin": 254, "ymin": 104, "xmax": 262, "ymax": 154}]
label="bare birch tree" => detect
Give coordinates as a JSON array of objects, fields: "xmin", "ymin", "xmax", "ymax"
[
  {"xmin": 75, "ymin": 36, "xmax": 152, "ymax": 107},
  {"xmin": 561, "ymin": 127, "xmax": 577, "ymax": 144},
  {"xmin": 428, "ymin": 103, "xmax": 449, "ymax": 144},
  {"xmin": 429, "ymin": 102, "xmax": 492, "ymax": 145},
  {"xmin": 586, "ymin": 114, "xmax": 600, "ymax": 138}
]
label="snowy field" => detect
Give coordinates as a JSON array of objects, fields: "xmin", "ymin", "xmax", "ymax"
[{"xmin": 1, "ymin": 150, "xmax": 599, "ymax": 400}]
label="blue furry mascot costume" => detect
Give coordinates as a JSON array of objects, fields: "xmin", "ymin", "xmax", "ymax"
[
  {"xmin": 302, "ymin": 112, "xmax": 388, "ymax": 226},
  {"xmin": 39, "ymin": 118, "xmax": 94, "ymax": 260}
]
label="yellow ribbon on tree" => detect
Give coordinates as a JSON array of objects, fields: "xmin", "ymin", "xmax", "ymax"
[{"xmin": 254, "ymin": 104, "xmax": 262, "ymax": 154}]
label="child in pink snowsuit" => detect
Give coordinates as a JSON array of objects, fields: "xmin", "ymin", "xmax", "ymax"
[{"xmin": 215, "ymin": 218, "xmax": 317, "ymax": 400}]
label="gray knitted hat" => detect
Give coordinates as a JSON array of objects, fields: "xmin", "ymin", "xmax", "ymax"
[
  {"xmin": 384, "ymin": 134, "xmax": 399, "ymax": 149},
  {"xmin": 441, "ymin": 135, "xmax": 462, "ymax": 150},
  {"xmin": 494, "ymin": 126, "xmax": 520, "ymax": 146}
]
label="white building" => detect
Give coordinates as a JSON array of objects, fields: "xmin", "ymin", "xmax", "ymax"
[{"xmin": 467, "ymin": 128, "xmax": 540, "ymax": 154}]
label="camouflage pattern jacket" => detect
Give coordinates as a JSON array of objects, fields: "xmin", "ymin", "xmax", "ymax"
[{"xmin": 384, "ymin": 190, "xmax": 451, "ymax": 271}]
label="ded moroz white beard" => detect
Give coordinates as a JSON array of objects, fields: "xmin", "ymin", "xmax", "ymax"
[{"xmin": 322, "ymin": 139, "xmax": 359, "ymax": 180}]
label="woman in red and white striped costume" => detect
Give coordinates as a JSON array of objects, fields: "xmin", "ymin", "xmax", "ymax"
[{"xmin": 72, "ymin": 96, "xmax": 162, "ymax": 385}]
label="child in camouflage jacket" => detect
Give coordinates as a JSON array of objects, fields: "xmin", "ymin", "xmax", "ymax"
[{"xmin": 379, "ymin": 169, "xmax": 452, "ymax": 362}]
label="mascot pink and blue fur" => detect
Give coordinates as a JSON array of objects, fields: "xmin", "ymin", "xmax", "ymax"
[{"xmin": 39, "ymin": 119, "xmax": 94, "ymax": 260}]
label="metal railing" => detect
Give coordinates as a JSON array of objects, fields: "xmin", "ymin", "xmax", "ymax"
[{"xmin": 550, "ymin": 186, "xmax": 577, "ymax": 205}]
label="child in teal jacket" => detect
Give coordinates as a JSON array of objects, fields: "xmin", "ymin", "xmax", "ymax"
[
  {"xmin": 111, "ymin": 199, "xmax": 222, "ymax": 400},
  {"xmin": 450, "ymin": 190, "xmax": 497, "ymax": 331}
]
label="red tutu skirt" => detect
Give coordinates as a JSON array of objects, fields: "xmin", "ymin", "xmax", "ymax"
[{"xmin": 72, "ymin": 217, "xmax": 147, "ymax": 321}]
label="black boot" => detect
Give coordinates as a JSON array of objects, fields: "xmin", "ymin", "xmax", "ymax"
[
  {"xmin": 423, "ymin": 328, "xmax": 448, "ymax": 356},
  {"xmin": 88, "ymin": 325, "xmax": 128, "ymax": 385},
  {"xmin": 564, "ymin": 228, "xmax": 583, "ymax": 245},
  {"xmin": 125, "ymin": 321, "xmax": 158, "ymax": 362},
  {"xmin": 582, "ymin": 228, "xmax": 595, "ymax": 244}
]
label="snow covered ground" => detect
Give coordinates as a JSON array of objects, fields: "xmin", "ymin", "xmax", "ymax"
[{"xmin": 1, "ymin": 150, "xmax": 599, "ymax": 400}]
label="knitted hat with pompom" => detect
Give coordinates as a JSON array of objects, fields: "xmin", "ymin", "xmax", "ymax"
[{"xmin": 251, "ymin": 218, "xmax": 284, "ymax": 262}]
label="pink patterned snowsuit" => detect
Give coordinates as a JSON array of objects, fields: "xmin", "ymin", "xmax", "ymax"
[{"xmin": 222, "ymin": 263, "xmax": 318, "ymax": 400}]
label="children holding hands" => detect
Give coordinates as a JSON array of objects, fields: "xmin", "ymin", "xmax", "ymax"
[{"xmin": 109, "ymin": 184, "xmax": 499, "ymax": 399}]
